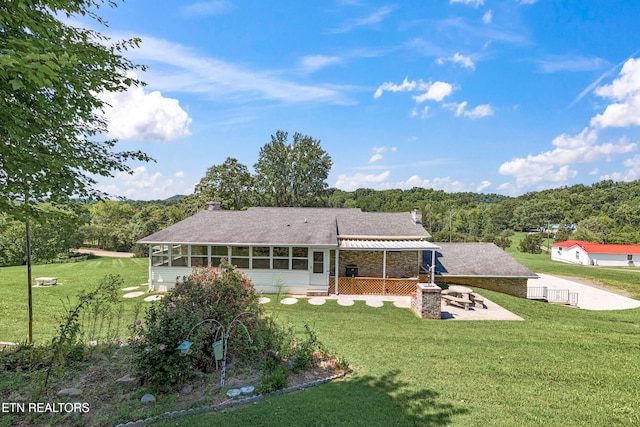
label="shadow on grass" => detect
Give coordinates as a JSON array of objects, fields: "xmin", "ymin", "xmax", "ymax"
[{"xmin": 156, "ymin": 369, "xmax": 468, "ymax": 426}]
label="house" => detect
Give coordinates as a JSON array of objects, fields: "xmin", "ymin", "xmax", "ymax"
[
  {"xmin": 544, "ymin": 224, "xmax": 576, "ymax": 234},
  {"xmin": 552, "ymin": 240, "xmax": 640, "ymax": 266},
  {"xmin": 138, "ymin": 203, "xmax": 439, "ymax": 295},
  {"xmin": 424, "ymin": 243, "xmax": 538, "ymax": 298}
]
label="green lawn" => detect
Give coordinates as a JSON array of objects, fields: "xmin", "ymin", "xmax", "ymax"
[
  {"xmin": 0, "ymin": 257, "xmax": 149, "ymax": 343},
  {"xmin": 2, "ymin": 251, "xmax": 640, "ymax": 426},
  {"xmin": 154, "ymin": 294, "xmax": 640, "ymax": 426}
]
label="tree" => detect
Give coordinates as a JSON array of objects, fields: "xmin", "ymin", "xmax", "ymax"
[
  {"xmin": 254, "ymin": 131, "xmax": 332, "ymax": 207},
  {"xmin": 0, "ymin": 0, "xmax": 151, "ymax": 342},
  {"xmin": 519, "ymin": 233, "xmax": 542, "ymax": 254},
  {"xmin": 0, "ymin": 0, "xmax": 152, "ymax": 220},
  {"xmin": 192, "ymin": 157, "xmax": 254, "ymax": 210}
]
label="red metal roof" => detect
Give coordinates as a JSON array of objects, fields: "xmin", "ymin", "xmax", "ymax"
[{"xmin": 552, "ymin": 240, "xmax": 640, "ymax": 254}]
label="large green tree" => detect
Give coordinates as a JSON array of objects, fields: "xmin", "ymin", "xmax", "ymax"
[
  {"xmin": 254, "ymin": 131, "xmax": 332, "ymax": 207},
  {"xmin": 0, "ymin": 0, "xmax": 152, "ymax": 220},
  {"xmin": 0, "ymin": 0, "xmax": 151, "ymax": 342},
  {"xmin": 191, "ymin": 157, "xmax": 254, "ymax": 210}
]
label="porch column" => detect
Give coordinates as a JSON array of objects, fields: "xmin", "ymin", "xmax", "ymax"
[
  {"xmin": 334, "ymin": 248, "xmax": 340, "ymax": 295},
  {"xmin": 431, "ymin": 249, "xmax": 436, "ymax": 284},
  {"xmin": 382, "ymin": 250, "xmax": 387, "ymax": 278}
]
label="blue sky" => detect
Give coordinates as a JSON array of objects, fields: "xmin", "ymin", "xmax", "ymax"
[{"xmin": 83, "ymin": 0, "xmax": 640, "ymax": 200}]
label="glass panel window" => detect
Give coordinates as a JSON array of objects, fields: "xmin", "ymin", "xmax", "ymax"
[
  {"xmin": 253, "ymin": 247, "xmax": 270, "ymax": 257},
  {"xmin": 313, "ymin": 251, "xmax": 324, "ymax": 274},
  {"xmin": 292, "ymin": 258, "xmax": 308, "ymax": 270},
  {"xmin": 273, "ymin": 247, "xmax": 289, "ymax": 257},
  {"xmin": 252, "ymin": 258, "xmax": 270, "ymax": 269},
  {"xmin": 190, "ymin": 245, "xmax": 208, "ymax": 267},
  {"xmin": 232, "ymin": 257, "xmax": 250, "ymax": 268},
  {"xmin": 292, "ymin": 247, "xmax": 308, "ymax": 271},
  {"xmin": 171, "ymin": 244, "xmax": 188, "ymax": 266},
  {"xmin": 273, "ymin": 258, "xmax": 289, "ymax": 269},
  {"xmin": 273, "ymin": 246, "xmax": 290, "ymax": 270},
  {"xmin": 292, "ymin": 247, "xmax": 308, "ymax": 258},
  {"xmin": 232, "ymin": 246, "xmax": 249, "ymax": 256},
  {"xmin": 210, "ymin": 246, "xmax": 228, "ymax": 267},
  {"xmin": 231, "ymin": 246, "xmax": 249, "ymax": 269},
  {"xmin": 151, "ymin": 244, "xmax": 169, "ymax": 267},
  {"xmin": 211, "ymin": 246, "xmax": 228, "ymax": 256},
  {"xmin": 252, "ymin": 247, "xmax": 270, "ymax": 269}
]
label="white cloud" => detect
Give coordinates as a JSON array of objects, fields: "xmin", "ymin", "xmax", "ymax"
[
  {"xmin": 300, "ymin": 55, "xmax": 342, "ymax": 73},
  {"xmin": 449, "ymin": 0, "xmax": 484, "ymax": 7},
  {"xmin": 600, "ymin": 155, "xmax": 640, "ymax": 182},
  {"xmin": 498, "ymin": 128, "xmax": 637, "ymax": 190},
  {"xmin": 369, "ymin": 153, "xmax": 383, "ymax": 163},
  {"xmin": 411, "ymin": 106, "xmax": 430, "ymax": 119},
  {"xmin": 444, "ymin": 101, "xmax": 494, "ymax": 119},
  {"xmin": 374, "ymin": 77, "xmax": 417, "ymax": 98},
  {"xmin": 334, "ymin": 171, "xmax": 391, "ymax": 191},
  {"xmin": 100, "ymin": 79, "xmax": 192, "ymax": 142},
  {"xmin": 375, "ymin": 78, "xmax": 453, "ymax": 103},
  {"xmin": 482, "ymin": 10, "xmax": 493, "ymax": 24},
  {"xmin": 395, "ymin": 175, "xmax": 468, "ymax": 192},
  {"xmin": 476, "ymin": 180, "xmax": 492, "ymax": 192},
  {"xmin": 413, "ymin": 81, "xmax": 454, "ymax": 103},
  {"xmin": 329, "ymin": 5, "xmax": 396, "ymax": 33},
  {"xmin": 99, "ymin": 166, "xmax": 191, "ymax": 200},
  {"xmin": 591, "ymin": 58, "xmax": 640, "ymax": 128},
  {"xmin": 436, "ymin": 53, "xmax": 475, "ymax": 70},
  {"xmin": 126, "ymin": 36, "xmax": 353, "ymax": 105}
]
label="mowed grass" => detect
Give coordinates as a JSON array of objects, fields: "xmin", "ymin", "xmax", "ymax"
[
  {"xmin": 154, "ymin": 294, "xmax": 640, "ymax": 426},
  {"xmin": 2, "ymin": 251, "xmax": 640, "ymax": 425},
  {"xmin": 0, "ymin": 257, "xmax": 149, "ymax": 343}
]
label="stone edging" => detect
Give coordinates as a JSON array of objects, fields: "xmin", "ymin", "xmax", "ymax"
[{"xmin": 113, "ymin": 372, "xmax": 346, "ymax": 427}]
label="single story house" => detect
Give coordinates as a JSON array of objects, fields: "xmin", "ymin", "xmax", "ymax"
[
  {"xmin": 551, "ymin": 240, "xmax": 640, "ymax": 266},
  {"xmin": 138, "ymin": 203, "xmax": 439, "ymax": 295},
  {"xmin": 424, "ymin": 243, "xmax": 538, "ymax": 298}
]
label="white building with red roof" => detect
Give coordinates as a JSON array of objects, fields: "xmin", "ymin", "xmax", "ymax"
[{"xmin": 551, "ymin": 240, "xmax": 640, "ymax": 266}]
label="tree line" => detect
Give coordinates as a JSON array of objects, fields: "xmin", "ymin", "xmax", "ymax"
[{"xmin": 3, "ymin": 175, "xmax": 640, "ymax": 265}]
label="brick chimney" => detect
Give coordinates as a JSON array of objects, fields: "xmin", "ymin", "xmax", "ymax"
[
  {"xmin": 205, "ymin": 201, "xmax": 221, "ymax": 211},
  {"xmin": 411, "ymin": 207, "xmax": 422, "ymax": 225}
]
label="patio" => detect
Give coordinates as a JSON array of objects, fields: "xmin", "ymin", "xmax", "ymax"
[{"xmin": 260, "ymin": 293, "xmax": 524, "ymax": 321}]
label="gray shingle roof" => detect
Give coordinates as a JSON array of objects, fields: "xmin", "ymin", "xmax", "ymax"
[
  {"xmin": 425, "ymin": 243, "xmax": 537, "ymax": 278},
  {"xmin": 138, "ymin": 207, "xmax": 431, "ymax": 246}
]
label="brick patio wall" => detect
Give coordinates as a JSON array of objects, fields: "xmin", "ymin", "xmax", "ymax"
[
  {"xmin": 411, "ymin": 283, "xmax": 442, "ymax": 319},
  {"xmin": 434, "ymin": 277, "xmax": 528, "ymax": 298},
  {"xmin": 330, "ymin": 250, "xmax": 421, "ymax": 278}
]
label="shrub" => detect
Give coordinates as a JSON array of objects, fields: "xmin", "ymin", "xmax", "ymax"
[{"xmin": 129, "ymin": 261, "xmax": 264, "ymax": 392}]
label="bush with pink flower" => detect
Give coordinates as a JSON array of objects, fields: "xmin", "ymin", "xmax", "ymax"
[{"xmin": 129, "ymin": 260, "xmax": 264, "ymax": 392}]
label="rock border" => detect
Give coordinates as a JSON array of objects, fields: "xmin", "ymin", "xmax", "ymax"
[{"xmin": 113, "ymin": 372, "xmax": 346, "ymax": 427}]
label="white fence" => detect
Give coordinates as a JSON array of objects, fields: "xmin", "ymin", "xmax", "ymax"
[{"xmin": 527, "ymin": 287, "xmax": 578, "ymax": 306}]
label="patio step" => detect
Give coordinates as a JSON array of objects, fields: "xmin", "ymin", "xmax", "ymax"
[{"xmin": 306, "ymin": 289, "xmax": 329, "ymax": 296}]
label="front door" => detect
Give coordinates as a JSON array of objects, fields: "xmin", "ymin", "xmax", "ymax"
[{"xmin": 310, "ymin": 250, "xmax": 328, "ymax": 286}]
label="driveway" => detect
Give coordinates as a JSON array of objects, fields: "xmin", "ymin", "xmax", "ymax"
[{"xmin": 528, "ymin": 274, "xmax": 640, "ymax": 311}]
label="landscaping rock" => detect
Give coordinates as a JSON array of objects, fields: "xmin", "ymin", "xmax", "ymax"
[
  {"xmin": 240, "ymin": 386, "xmax": 255, "ymax": 395},
  {"xmin": 57, "ymin": 388, "xmax": 82, "ymax": 397},
  {"xmin": 180, "ymin": 384, "xmax": 193, "ymax": 395},
  {"xmin": 226, "ymin": 389, "xmax": 241, "ymax": 398},
  {"xmin": 141, "ymin": 394, "xmax": 156, "ymax": 405}
]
